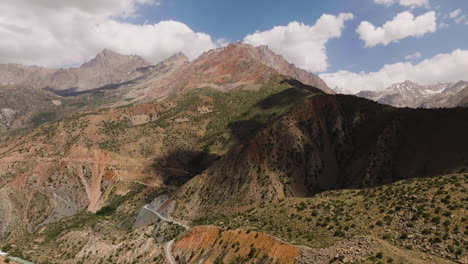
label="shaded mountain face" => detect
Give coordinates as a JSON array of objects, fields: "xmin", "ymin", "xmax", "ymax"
[
  {"xmin": 0, "ymin": 49, "xmax": 151, "ymax": 92},
  {"xmin": 356, "ymin": 80, "xmax": 468, "ymax": 108},
  {"xmin": 171, "ymin": 93, "xmax": 468, "ymax": 220}
]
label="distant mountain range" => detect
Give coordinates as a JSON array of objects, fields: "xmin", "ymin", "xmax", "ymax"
[
  {"xmin": 0, "ymin": 43, "xmax": 333, "ymax": 141},
  {"xmin": 0, "ymin": 49, "xmax": 151, "ymax": 92},
  {"xmin": 337, "ymin": 80, "xmax": 468, "ymax": 108}
]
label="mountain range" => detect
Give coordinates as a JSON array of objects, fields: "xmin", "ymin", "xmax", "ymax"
[
  {"xmin": 0, "ymin": 43, "xmax": 334, "ymax": 141},
  {"xmin": 351, "ymin": 80, "xmax": 468, "ymax": 108},
  {"xmin": 0, "ymin": 43, "xmax": 467, "ymax": 264}
]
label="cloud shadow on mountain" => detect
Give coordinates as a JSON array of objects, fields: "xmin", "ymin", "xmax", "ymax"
[
  {"xmin": 228, "ymin": 79, "xmax": 324, "ymax": 142},
  {"xmin": 151, "ymin": 149, "xmax": 220, "ymax": 187}
]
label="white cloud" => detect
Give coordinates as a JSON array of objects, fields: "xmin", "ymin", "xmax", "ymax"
[
  {"xmin": 454, "ymin": 15, "xmax": 467, "ymax": 24},
  {"xmin": 449, "ymin": 9, "xmax": 462, "ymax": 19},
  {"xmin": 405, "ymin": 51, "xmax": 422, "ymax": 60},
  {"xmin": 449, "ymin": 9, "xmax": 468, "ymax": 24},
  {"xmin": 357, "ymin": 11, "xmax": 437, "ymax": 47},
  {"xmin": 320, "ymin": 49, "xmax": 468, "ymax": 93},
  {"xmin": 0, "ymin": 0, "xmax": 218, "ymax": 67},
  {"xmin": 438, "ymin": 22, "xmax": 449, "ymax": 29},
  {"xmin": 243, "ymin": 13, "xmax": 354, "ymax": 73},
  {"xmin": 374, "ymin": 0, "xmax": 429, "ymax": 8}
]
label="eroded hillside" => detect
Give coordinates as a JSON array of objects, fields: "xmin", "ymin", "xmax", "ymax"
[{"xmin": 0, "ymin": 76, "xmax": 320, "ymax": 240}]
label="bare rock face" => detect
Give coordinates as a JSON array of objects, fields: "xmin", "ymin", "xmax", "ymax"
[
  {"xmin": 254, "ymin": 44, "xmax": 334, "ymax": 94},
  {"xmin": 145, "ymin": 43, "xmax": 333, "ymax": 100},
  {"xmin": 0, "ymin": 50, "xmax": 151, "ymax": 92},
  {"xmin": 172, "ymin": 226, "xmax": 300, "ymax": 264}
]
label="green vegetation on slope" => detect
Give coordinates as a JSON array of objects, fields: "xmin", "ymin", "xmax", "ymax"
[{"xmin": 195, "ymin": 173, "xmax": 467, "ymax": 262}]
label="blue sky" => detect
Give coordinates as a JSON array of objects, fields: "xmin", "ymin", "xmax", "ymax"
[
  {"xmin": 1, "ymin": 0, "xmax": 467, "ymax": 91},
  {"xmin": 130, "ymin": 0, "xmax": 468, "ymax": 73}
]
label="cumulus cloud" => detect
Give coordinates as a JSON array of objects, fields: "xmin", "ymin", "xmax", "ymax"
[
  {"xmin": 320, "ymin": 49, "xmax": 468, "ymax": 93},
  {"xmin": 404, "ymin": 51, "xmax": 422, "ymax": 60},
  {"xmin": 374, "ymin": 0, "xmax": 429, "ymax": 8},
  {"xmin": 243, "ymin": 13, "xmax": 354, "ymax": 73},
  {"xmin": 0, "ymin": 0, "xmax": 218, "ymax": 67},
  {"xmin": 357, "ymin": 11, "xmax": 437, "ymax": 47}
]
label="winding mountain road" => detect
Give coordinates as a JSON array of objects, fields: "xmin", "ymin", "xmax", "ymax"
[
  {"xmin": 0, "ymin": 251, "xmax": 35, "ymax": 264},
  {"xmin": 143, "ymin": 204, "xmax": 190, "ymax": 229},
  {"xmin": 164, "ymin": 240, "xmax": 176, "ymax": 264},
  {"xmin": 143, "ymin": 203, "xmax": 189, "ymax": 264}
]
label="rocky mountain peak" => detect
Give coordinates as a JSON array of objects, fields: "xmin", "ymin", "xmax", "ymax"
[
  {"xmin": 98, "ymin": 48, "xmax": 118, "ymax": 57},
  {"xmin": 333, "ymin": 86, "xmax": 354, "ymax": 95},
  {"xmin": 164, "ymin": 52, "xmax": 189, "ymax": 65},
  {"xmin": 81, "ymin": 49, "xmax": 150, "ymax": 69},
  {"xmin": 402, "ymin": 80, "xmax": 419, "ymax": 85},
  {"xmin": 389, "ymin": 80, "xmax": 423, "ymax": 91},
  {"xmin": 191, "ymin": 42, "xmax": 333, "ymax": 94}
]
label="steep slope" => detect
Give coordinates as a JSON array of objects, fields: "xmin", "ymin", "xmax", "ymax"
[
  {"xmin": 144, "ymin": 43, "xmax": 334, "ymax": 100},
  {"xmin": 356, "ymin": 80, "xmax": 467, "ymax": 108},
  {"xmin": 172, "ymin": 94, "xmax": 468, "ymax": 220},
  {"xmin": 0, "ymin": 50, "xmax": 151, "ymax": 92}
]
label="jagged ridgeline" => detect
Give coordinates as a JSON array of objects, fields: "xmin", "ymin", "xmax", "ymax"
[{"xmin": 0, "ymin": 43, "xmax": 467, "ymax": 264}]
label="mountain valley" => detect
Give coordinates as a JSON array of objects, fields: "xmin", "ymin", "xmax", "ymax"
[{"xmin": 0, "ymin": 44, "xmax": 467, "ymax": 264}]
